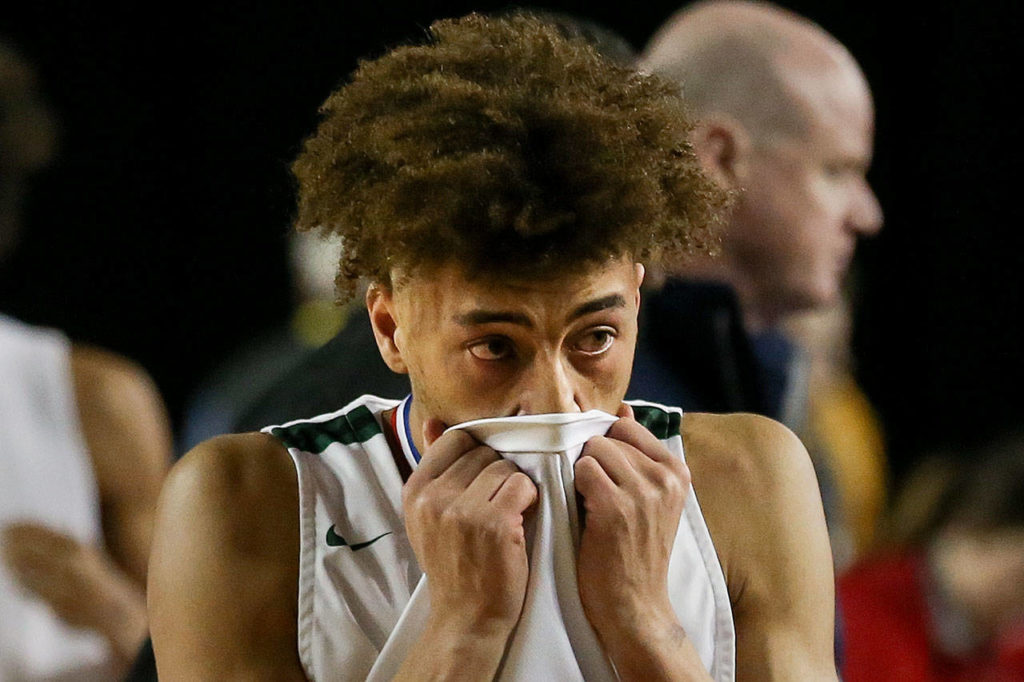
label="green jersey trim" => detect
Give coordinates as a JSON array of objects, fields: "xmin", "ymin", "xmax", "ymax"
[
  {"xmin": 631, "ymin": 403, "xmax": 682, "ymax": 440},
  {"xmin": 270, "ymin": 401, "xmax": 678, "ymax": 454},
  {"xmin": 270, "ymin": 404, "xmax": 383, "ymax": 454}
]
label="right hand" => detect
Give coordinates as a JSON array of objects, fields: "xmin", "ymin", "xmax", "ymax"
[
  {"xmin": 1, "ymin": 522, "xmax": 148, "ymax": 664},
  {"xmin": 402, "ymin": 419, "xmax": 538, "ymax": 633}
]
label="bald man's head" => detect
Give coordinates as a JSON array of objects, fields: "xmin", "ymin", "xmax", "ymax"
[
  {"xmin": 642, "ymin": 0, "xmax": 862, "ymax": 146},
  {"xmin": 642, "ymin": 1, "xmax": 882, "ymax": 326}
]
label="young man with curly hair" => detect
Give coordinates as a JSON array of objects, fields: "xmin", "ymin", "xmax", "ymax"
[{"xmin": 149, "ymin": 13, "xmax": 837, "ymax": 681}]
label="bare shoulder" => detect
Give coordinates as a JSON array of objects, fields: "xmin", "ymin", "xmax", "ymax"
[
  {"xmin": 681, "ymin": 413, "xmax": 837, "ymax": 680},
  {"xmin": 70, "ymin": 344, "xmax": 173, "ymax": 470},
  {"xmin": 680, "ymin": 411, "xmax": 824, "ymax": 584},
  {"xmin": 151, "ymin": 431, "xmax": 298, "ymax": 576},
  {"xmin": 681, "ymin": 412, "xmax": 813, "ymax": 501},
  {"xmin": 149, "ymin": 432, "xmax": 304, "ymax": 680},
  {"xmin": 158, "ymin": 431, "xmax": 296, "ymax": 526},
  {"xmin": 70, "ymin": 344, "xmax": 168, "ymax": 424}
]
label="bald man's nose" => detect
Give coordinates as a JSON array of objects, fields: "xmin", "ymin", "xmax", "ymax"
[
  {"xmin": 849, "ymin": 182, "xmax": 883, "ymax": 237},
  {"xmin": 516, "ymin": 355, "xmax": 582, "ymax": 415}
]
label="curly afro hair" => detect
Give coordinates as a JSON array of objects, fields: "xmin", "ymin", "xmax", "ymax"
[{"xmin": 292, "ymin": 12, "xmax": 728, "ymax": 301}]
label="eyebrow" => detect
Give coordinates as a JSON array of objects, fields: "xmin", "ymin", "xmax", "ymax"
[
  {"xmin": 453, "ymin": 294, "xmax": 626, "ymax": 328},
  {"xmin": 454, "ymin": 310, "xmax": 534, "ymax": 328},
  {"xmin": 569, "ymin": 294, "xmax": 626, "ymax": 320}
]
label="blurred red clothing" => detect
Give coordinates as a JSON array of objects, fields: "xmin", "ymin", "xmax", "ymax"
[{"xmin": 838, "ymin": 552, "xmax": 1024, "ymax": 682}]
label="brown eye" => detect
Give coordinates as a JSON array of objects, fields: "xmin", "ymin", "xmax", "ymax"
[
  {"xmin": 575, "ymin": 329, "xmax": 615, "ymax": 355},
  {"xmin": 468, "ymin": 337, "xmax": 514, "ymax": 360}
]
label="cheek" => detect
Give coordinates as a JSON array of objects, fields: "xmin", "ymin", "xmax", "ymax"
[
  {"xmin": 739, "ymin": 171, "xmax": 809, "ymax": 244},
  {"xmin": 576, "ymin": 344, "xmax": 634, "ymax": 406}
]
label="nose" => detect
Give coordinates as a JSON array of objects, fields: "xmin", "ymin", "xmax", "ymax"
[
  {"xmin": 516, "ymin": 352, "xmax": 582, "ymax": 415},
  {"xmin": 849, "ymin": 179, "xmax": 883, "ymax": 238}
]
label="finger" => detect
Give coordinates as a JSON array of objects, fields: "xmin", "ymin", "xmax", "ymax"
[
  {"xmin": 8, "ymin": 561, "xmax": 68, "ymax": 592},
  {"xmin": 437, "ymin": 444, "xmax": 500, "ymax": 489},
  {"xmin": 3, "ymin": 531, "xmax": 80, "ymax": 572},
  {"xmin": 412, "ymin": 428, "xmax": 480, "ymax": 481},
  {"xmin": 579, "ymin": 436, "xmax": 639, "ymax": 486},
  {"xmin": 3, "ymin": 542, "xmax": 57, "ymax": 573},
  {"xmin": 604, "ymin": 420, "xmax": 691, "ymax": 491},
  {"xmin": 616, "ymin": 402, "xmax": 634, "ymax": 420},
  {"xmin": 605, "ymin": 416, "xmax": 677, "ymax": 465},
  {"xmin": 574, "ymin": 454, "xmax": 617, "ymax": 501},
  {"xmin": 3, "ymin": 523, "xmax": 78, "ymax": 554},
  {"xmin": 463, "ymin": 458, "xmax": 524, "ymax": 503},
  {"xmin": 490, "ymin": 471, "xmax": 538, "ymax": 513}
]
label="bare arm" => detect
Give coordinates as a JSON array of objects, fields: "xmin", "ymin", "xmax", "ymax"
[
  {"xmin": 72, "ymin": 345, "xmax": 172, "ymax": 585},
  {"xmin": 148, "ymin": 433, "xmax": 306, "ymax": 681},
  {"xmin": 685, "ymin": 413, "xmax": 838, "ymax": 680}
]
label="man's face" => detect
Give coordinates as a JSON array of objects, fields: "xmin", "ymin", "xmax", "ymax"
[
  {"xmin": 374, "ymin": 259, "xmax": 643, "ymax": 429},
  {"xmin": 730, "ymin": 59, "xmax": 883, "ymax": 320}
]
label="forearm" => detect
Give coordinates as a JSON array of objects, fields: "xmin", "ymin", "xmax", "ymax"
[{"xmin": 392, "ymin": 615, "xmax": 513, "ymax": 682}]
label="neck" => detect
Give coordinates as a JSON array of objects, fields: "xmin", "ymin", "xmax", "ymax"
[
  {"xmin": 667, "ymin": 255, "xmax": 777, "ymax": 332},
  {"xmin": 406, "ymin": 396, "xmax": 427, "ymax": 459}
]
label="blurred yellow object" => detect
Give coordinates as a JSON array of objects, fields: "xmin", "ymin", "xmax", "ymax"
[
  {"xmin": 807, "ymin": 372, "xmax": 888, "ymax": 564},
  {"xmin": 291, "ymin": 299, "xmax": 350, "ymax": 349}
]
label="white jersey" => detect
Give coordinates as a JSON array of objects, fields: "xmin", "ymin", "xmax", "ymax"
[
  {"xmin": 0, "ymin": 315, "xmax": 114, "ymax": 681},
  {"xmin": 266, "ymin": 394, "xmax": 735, "ymax": 681}
]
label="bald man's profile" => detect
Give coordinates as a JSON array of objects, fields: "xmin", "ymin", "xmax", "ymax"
[{"xmin": 629, "ymin": 0, "xmax": 882, "ymax": 423}]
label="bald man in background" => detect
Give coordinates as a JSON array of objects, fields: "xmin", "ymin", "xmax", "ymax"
[
  {"xmin": 627, "ymin": 1, "xmax": 890, "ymax": 592},
  {"xmin": 628, "ymin": 0, "xmax": 882, "ymax": 425}
]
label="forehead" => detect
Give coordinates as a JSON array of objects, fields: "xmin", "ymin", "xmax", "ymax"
[
  {"xmin": 782, "ymin": 55, "xmax": 875, "ymax": 158},
  {"xmin": 393, "ymin": 259, "xmax": 639, "ymax": 321}
]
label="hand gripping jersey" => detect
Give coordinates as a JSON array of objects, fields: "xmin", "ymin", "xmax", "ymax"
[{"xmin": 266, "ymin": 395, "xmax": 735, "ymax": 681}]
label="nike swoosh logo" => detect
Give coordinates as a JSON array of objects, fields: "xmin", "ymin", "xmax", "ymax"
[{"xmin": 326, "ymin": 525, "xmax": 392, "ymax": 551}]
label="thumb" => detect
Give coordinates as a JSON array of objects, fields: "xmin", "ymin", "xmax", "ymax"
[{"xmin": 616, "ymin": 402, "xmax": 635, "ymax": 420}]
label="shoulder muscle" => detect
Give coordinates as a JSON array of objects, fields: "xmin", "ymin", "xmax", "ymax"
[{"xmin": 148, "ymin": 432, "xmax": 305, "ymax": 681}]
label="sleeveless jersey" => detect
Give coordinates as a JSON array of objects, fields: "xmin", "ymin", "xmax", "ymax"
[
  {"xmin": 0, "ymin": 315, "xmax": 115, "ymax": 680},
  {"xmin": 266, "ymin": 394, "xmax": 736, "ymax": 681}
]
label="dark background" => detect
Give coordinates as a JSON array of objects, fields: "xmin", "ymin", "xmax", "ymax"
[{"xmin": 2, "ymin": 2, "xmax": 1021, "ymax": 482}]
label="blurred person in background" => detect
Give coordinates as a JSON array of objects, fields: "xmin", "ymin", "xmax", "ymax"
[
  {"xmin": 781, "ymin": 290, "xmax": 888, "ymax": 569},
  {"xmin": 838, "ymin": 431, "xmax": 1024, "ymax": 681},
  {"xmin": 634, "ymin": 0, "xmax": 887, "ymax": 568},
  {"xmin": 1, "ymin": 37, "xmax": 172, "ymax": 680}
]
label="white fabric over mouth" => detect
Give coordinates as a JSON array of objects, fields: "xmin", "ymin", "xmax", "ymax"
[{"xmin": 367, "ymin": 410, "xmax": 620, "ymax": 681}]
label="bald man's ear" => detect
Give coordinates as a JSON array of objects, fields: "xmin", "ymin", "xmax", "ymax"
[
  {"xmin": 690, "ymin": 115, "xmax": 752, "ymax": 190},
  {"xmin": 366, "ymin": 283, "xmax": 409, "ymax": 374}
]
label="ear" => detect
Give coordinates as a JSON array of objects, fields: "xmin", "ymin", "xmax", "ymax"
[
  {"xmin": 633, "ymin": 263, "xmax": 645, "ymax": 307},
  {"xmin": 366, "ymin": 283, "xmax": 408, "ymax": 374},
  {"xmin": 690, "ymin": 114, "xmax": 752, "ymax": 190}
]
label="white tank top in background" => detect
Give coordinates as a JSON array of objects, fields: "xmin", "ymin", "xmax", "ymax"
[
  {"xmin": 0, "ymin": 315, "xmax": 114, "ymax": 681},
  {"xmin": 267, "ymin": 394, "xmax": 736, "ymax": 681}
]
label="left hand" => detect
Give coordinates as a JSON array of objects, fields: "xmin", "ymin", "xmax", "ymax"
[{"xmin": 574, "ymin": 403, "xmax": 690, "ymax": 642}]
